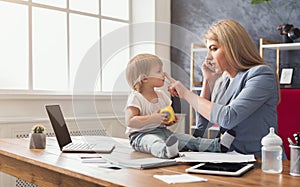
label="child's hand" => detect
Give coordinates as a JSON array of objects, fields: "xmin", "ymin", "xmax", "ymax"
[
  {"xmin": 163, "ymin": 115, "xmax": 178, "ymax": 126},
  {"xmin": 150, "ymin": 112, "xmax": 166, "ymax": 123}
]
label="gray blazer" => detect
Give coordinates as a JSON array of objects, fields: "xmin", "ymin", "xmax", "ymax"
[{"xmin": 209, "ymin": 65, "xmax": 279, "ymax": 156}]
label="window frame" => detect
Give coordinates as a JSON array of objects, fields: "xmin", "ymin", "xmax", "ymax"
[{"xmin": 0, "ymin": 0, "xmax": 131, "ymax": 95}]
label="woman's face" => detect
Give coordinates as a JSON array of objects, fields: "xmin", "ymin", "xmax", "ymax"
[{"xmin": 206, "ymin": 39, "xmax": 228, "ymax": 74}]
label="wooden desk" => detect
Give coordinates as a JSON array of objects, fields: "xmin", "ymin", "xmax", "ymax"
[{"xmin": 0, "ymin": 136, "xmax": 298, "ymax": 187}]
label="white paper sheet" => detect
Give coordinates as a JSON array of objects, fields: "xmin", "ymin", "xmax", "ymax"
[
  {"xmin": 175, "ymin": 151, "xmax": 256, "ymax": 163},
  {"xmin": 153, "ymin": 174, "xmax": 208, "ymax": 184},
  {"xmin": 81, "ymin": 158, "xmax": 107, "ymax": 163}
]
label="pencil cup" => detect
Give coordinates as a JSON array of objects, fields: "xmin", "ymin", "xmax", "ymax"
[{"xmin": 290, "ymin": 145, "xmax": 300, "ymax": 176}]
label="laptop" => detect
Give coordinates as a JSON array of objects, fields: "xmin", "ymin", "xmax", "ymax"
[{"xmin": 45, "ymin": 105, "xmax": 115, "ymax": 153}]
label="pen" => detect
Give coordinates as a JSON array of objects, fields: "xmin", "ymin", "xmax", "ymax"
[
  {"xmin": 288, "ymin": 137, "xmax": 295, "ymax": 145},
  {"xmin": 293, "ymin": 132, "xmax": 300, "ymax": 146}
]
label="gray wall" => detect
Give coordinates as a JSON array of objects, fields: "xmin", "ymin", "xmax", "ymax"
[{"xmin": 170, "ymin": 0, "xmax": 300, "ymax": 128}]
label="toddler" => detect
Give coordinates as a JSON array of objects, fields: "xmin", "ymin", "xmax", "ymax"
[{"xmin": 125, "ymin": 53, "xmax": 235, "ymax": 158}]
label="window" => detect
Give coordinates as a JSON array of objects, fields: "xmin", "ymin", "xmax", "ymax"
[
  {"xmin": 32, "ymin": 7, "xmax": 68, "ymax": 91},
  {"xmin": 101, "ymin": 19, "xmax": 129, "ymax": 92},
  {"xmin": 0, "ymin": 2, "xmax": 28, "ymax": 90},
  {"xmin": 33, "ymin": 0, "xmax": 66, "ymax": 8},
  {"xmin": 101, "ymin": 0, "xmax": 129, "ymax": 20},
  {"xmin": 0, "ymin": 0, "xmax": 130, "ymax": 93},
  {"xmin": 69, "ymin": 13, "xmax": 100, "ymax": 92}
]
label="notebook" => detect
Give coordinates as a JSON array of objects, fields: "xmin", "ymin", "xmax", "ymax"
[{"xmin": 45, "ymin": 105, "xmax": 115, "ymax": 153}]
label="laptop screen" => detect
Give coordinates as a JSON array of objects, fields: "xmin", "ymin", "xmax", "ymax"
[{"xmin": 46, "ymin": 105, "xmax": 72, "ymax": 150}]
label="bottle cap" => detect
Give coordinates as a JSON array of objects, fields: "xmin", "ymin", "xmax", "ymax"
[{"xmin": 261, "ymin": 127, "xmax": 282, "ymax": 146}]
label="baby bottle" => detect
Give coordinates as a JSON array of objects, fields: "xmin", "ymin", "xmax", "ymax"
[{"xmin": 261, "ymin": 127, "xmax": 283, "ymax": 173}]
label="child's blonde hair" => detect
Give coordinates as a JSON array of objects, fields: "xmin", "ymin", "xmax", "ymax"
[{"xmin": 126, "ymin": 53, "xmax": 163, "ymax": 92}]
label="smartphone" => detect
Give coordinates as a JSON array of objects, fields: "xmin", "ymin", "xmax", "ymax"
[{"xmin": 207, "ymin": 61, "xmax": 215, "ymax": 72}]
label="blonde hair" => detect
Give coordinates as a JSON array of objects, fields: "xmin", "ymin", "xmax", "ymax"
[
  {"xmin": 205, "ymin": 19, "xmax": 280, "ymax": 103},
  {"xmin": 205, "ymin": 19, "xmax": 266, "ymax": 71},
  {"xmin": 126, "ymin": 54, "xmax": 163, "ymax": 92}
]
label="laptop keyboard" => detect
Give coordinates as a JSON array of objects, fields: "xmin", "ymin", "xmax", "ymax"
[{"xmin": 64, "ymin": 143, "xmax": 96, "ymax": 150}]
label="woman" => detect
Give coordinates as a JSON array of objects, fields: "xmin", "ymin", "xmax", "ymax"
[{"xmin": 166, "ymin": 19, "xmax": 280, "ymax": 157}]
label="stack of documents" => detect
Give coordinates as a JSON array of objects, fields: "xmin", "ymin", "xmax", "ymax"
[
  {"xmin": 175, "ymin": 151, "xmax": 256, "ymax": 163},
  {"xmin": 117, "ymin": 157, "xmax": 177, "ymax": 169},
  {"xmin": 100, "ymin": 153, "xmax": 177, "ymax": 169}
]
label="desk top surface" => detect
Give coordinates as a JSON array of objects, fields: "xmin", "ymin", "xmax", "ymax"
[{"xmin": 0, "ymin": 136, "xmax": 298, "ymax": 187}]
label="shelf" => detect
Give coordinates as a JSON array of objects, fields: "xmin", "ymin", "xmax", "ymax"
[
  {"xmin": 191, "ymin": 86, "xmax": 203, "ymax": 91},
  {"xmin": 191, "ymin": 48, "xmax": 207, "ymax": 52},
  {"xmin": 259, "ymin": 39, "xmax": 300, "ymax": 78},
  {"xmin": 189, "ymin": 43, "xmax": 206, "ymax": 135},
  {"xmin": 260, "ymin": 38, "xmax": 300, "ymax": 102},
  {"xmin": 261, "ymin": 42, "xmax": 300, "ymax": 50}
]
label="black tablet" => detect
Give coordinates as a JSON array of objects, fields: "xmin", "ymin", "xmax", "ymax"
[{"xmin": 185, "ymin": 162, "xmax": 254, "ymax": 176}]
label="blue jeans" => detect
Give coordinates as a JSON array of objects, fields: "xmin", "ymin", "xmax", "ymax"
[{"xmin": 129, "ymin": 127, "xmax": 221, "ymax": 158}]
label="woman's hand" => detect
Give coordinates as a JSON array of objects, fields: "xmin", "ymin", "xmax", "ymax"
[
  {"xmin": 164, "ymin": 72, "xmax": 189, "ymax": 98},
  {"xmin": 164, "ymin": 72, "xmax": 179, "ymax": 97}
]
